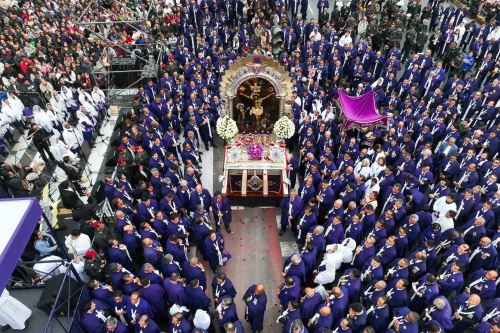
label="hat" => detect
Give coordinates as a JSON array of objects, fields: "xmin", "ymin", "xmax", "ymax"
[
  {"xmin": 85, "ymin": 251, "xmax": 97, "ymax": 259},
  {"xmin": 134, "ymin": 145, "xmax": 143, "ymax": 151},
  {"xmin": 117, "ymin": 157, "xmax": 126, "ymax": 164},
  {"xmin": 118, "ymin": 146, "xmax": 126, "ymax": 152}
]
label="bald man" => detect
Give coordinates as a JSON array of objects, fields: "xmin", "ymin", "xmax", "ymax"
[
  {"xmin": 243, "ymin": 284, "xmax": 267, "ymax": 333},
  {"xmin": 308, "ymin": 304, "xmax": 333, "ymax": 332},
  {"xmin": 300, "ymin": 288, "xmax": 322, "ymax": 323},
  {"xmin": 452, "ymin": 294, "xmax": 484, "ymax": 331}
]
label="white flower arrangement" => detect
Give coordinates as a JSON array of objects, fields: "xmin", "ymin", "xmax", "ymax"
[
  {"xmin": 273, "ymin": 116, "xmax": 296, "ymax": 139},
  {"xmin": 216, "ymin": 115, "xmax": 239, "ymax": 141}
]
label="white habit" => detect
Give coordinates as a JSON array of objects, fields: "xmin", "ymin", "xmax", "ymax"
[{"xmin": 314, "ymin": 238, "xmax": 356, "ymax": 285}]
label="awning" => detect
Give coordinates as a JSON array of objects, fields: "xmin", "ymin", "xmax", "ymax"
[
  {"xmin": 338, "ymin": 89, "xmax": 388, "ymax": 130},
  {"xmin": 0, "ymin": 198, "xmax": 43, "ymax": 293}
]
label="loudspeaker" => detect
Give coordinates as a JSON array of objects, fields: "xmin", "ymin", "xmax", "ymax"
[{"xmin": 37, "ymin": 275, "xmax": 82, "ymax": 316}]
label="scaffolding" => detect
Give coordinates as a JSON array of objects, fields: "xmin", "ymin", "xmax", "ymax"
[{"xmin": 74, "ymin": 0, "xmax": 163, "ymax": 103}]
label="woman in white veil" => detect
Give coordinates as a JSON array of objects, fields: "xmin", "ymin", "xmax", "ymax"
[
  {"xmin": 1, "ymin": 94, "xmax": 25, "ymax": 131},
  {"xmin": 0, "ymin": 109, "xmax": 15, "ymax": 144},
  {"xmin": 32, "ymin": 105, "xmax": 55, "ymax": 135},
  {"xmin": 50, "ymin": 91, "xmax": 69, "ymax": 120},
  {"xmin": 46, "ymin": 103, "xmax": 63, "ymax": 133},
  {"xmin": 60, "ymin": 86, "xmax": 79, "ymax": 112},
  {"xmin": 8, "ymin": 93, "xmax": 26, "ymax": 124},
  {"xmin": 314, "ymin": 238, "xmax": 356, "ymax": 286},
  {"xmin": 91, "ymin": 86, "xmax": 107, "ymax": 113}
]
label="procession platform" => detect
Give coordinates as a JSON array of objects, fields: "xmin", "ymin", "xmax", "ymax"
[{"xmin": 221, "ymin": 134, "xmax": 288, "ymax": 207}]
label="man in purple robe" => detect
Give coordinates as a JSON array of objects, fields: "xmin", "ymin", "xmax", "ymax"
[
  {"xmin": 182, "ymin": 257, "xmax": 207, "ymax": 290},
  {"xmin": 421, "ymin": 296, "xmax": 453, "ymax": 331},
  {"xmin": 135, "ymin": 315, "xmax": 161, "ymax": 333},
  {"xmin": 105, "ymin": 317, "xmax": 128, "ymax": 333},
  {"xmin": 81, "ymin": 300, "xmax": 109, "ymax": 333},
  {"xmin": 216, "ymin": 296, "xmax": 239, "ymax": 330},
  {"xmin": 280, "ymin": 188, "xmax": 305, "ymax": 236},
  {"xmin": 283, "ymin": 254, "xmax": 307, "ymax": 284},
  {"xmin": 167, "ymin": 312, "xmax": 192, "ymax": 333},
  {"xmin": 190, "ymin": 184, "xmax": 212, "ymax": 211},
  {"xmin": 300, "ymin": 287, "xmax": 322, "ymax": 324},
  {"xmin": 204, "ymin": 230, "xmax": 230, "ymax": 272},
  {"xmin": 185, "ymin": 278, "xmax": 211, "ymax": 312},
  {"xmin": 212, "ymin": 272, "xmax": 238, "ymax": 305},
  {"xmin": 277, "ymin": 276, "xmax": 301, "ymax": 310},
  {"xmin": 126, "ymin": 292, "xmax": 154, "ymax": 327},
  {"xmin": 142, "ymin": 238, "xmax": 162, "ymax": 268},
  {"xmin": 243, "ymin": 283, "xmax": 267, "ymax": 333},
  {"xmin": 162, "ymin": 272, "xmax": 187, "ymax": 306},
  {"xmin": 211, "ymin": 191, "xmax": 232, "ymax": 233},
  {"xmin": 139, "ymin": 277, "xmax": 166, "ymax": 320}
]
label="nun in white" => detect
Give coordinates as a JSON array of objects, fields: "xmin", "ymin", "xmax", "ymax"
[
  {"xmin": 314, "ymin": 238, "xmax": 356, "ymax": 285},
  {"xmin": 0, "ymin": 289, "xmax": 32, "ymax": 330},
  {"xmin": 1, "ymin": 97, "xmax": 23, "ymax": 128},
  {"xmin": 77, "ymin": 88, "xmax": 97, "ymax": 109},
  {"xmin": 32, "ymin": 105, "xmax": 54, "ymax": 134},
  {"xmin": 47, "ymin": 103, "xmax": 65, "ymax": 132},
  {"xmin": 8, "ymin": 93, "xmax": 26, "ymax": 120},
  {"xmin": 50, "ymin": 92, "xmax": 69, "ymax": 119},
  {"xmin": 60, "ymin": 86, "xmax": 79, "ymax": 111},
  {"xmin": 91, "ymin": 86, "xmax": 107, "ymax": 112}
]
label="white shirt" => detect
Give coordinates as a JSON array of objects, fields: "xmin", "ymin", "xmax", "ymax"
[
  {"xmin": 436, "ymin": 216, "xmax": 454, "ymax": 232},
  {"xmin": 433, "ymin": 196, "xmax": 457, "ymax": 218},
  {"xmin": 339, "ymin": 34, "xmax": 352, "ymax": 47},
  {"xmin": 66, "ymin": 233, "xmax": 92, "ymax": 257}
]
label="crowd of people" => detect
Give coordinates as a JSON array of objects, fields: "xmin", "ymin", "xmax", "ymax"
[{"xmin": 0, "ymin": 0, "xmax": 498, "ymax": 332}]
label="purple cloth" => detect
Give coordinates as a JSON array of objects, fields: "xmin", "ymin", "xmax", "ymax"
[{"xmin": 338, "ymin": 90, "xmax": 387, "ymax": 130}]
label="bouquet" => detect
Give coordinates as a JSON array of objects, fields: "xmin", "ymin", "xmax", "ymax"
[
  {"xmin": 216, "ymin": 115, "xmax": 239, "ymax": 141},
  {"xmin": 273, "ymin": 116, "xmax": 296, "ymax": 139},
  {"xmin": 247, "ymin": 143, "xmax": 264, "ymax": 160}
]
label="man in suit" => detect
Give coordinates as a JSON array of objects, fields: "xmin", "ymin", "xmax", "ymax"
[{"xmin": 58, "ymin": 179, "xmax": 98, "ymax": 222}]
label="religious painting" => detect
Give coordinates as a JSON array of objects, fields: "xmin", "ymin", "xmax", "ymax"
[{"xmin": 233, "ymin": 77, "xmax": 280, "ymax": 133}]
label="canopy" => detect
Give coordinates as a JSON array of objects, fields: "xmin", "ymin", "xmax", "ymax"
[
  {"xmin": 337, "ymin": 89, "xmax": 387, "ymax": 130},
  {"xmin": 0, "ymin": 198, "xmax": 43, "ymax": 293}
]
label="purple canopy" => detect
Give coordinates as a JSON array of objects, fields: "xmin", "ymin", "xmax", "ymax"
[
  {"xmin": 338, "ymin": 89, "xmax": 387, "ymax": 130},
  {"xmin": 0, "ymin": 198, "xmax": 43, "ymax": 293}
]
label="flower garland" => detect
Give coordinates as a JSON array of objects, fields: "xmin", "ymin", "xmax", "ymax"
[
  {"xmin": 273, "ymin": 116, "xmax": 296, "ymax": 139},
  {"xmin": 247, "ymin": 143, "xmax": 264, "ymax": 160},
  {"xmin": 216, "ymin": 115, "xmax": 239, "ymax": 141}
]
